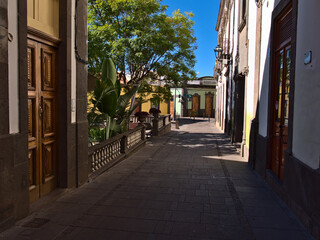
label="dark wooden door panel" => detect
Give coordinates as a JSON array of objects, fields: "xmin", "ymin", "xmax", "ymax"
[
  {"xmin": 27, "ymin": 47, "xmax": 36, "ymax": 90},
  {"xmin": 41, "ymin": 48, "xmax": 56, "ymax": 92},
  {"xmin": 41, "ymin": 96, "xmax": 55, "ymax": 137},
  {"xmin": 28, "ymin": 97, "xmax": 36, "ymax": 143}
]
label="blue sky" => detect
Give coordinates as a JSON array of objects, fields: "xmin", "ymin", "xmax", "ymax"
[{"xmin": 162, "ymin": 0, "xmax": 220, "ymax": 78}]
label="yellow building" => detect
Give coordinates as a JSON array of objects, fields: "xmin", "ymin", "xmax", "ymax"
[{"xmin": 139, "ymin": 92, "xmax": 169, "ymax": 115}]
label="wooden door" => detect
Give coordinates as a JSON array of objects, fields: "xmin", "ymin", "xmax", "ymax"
[
  {"xmin": 270, "ymin": 6, "xmax": 292, "ymax": 181},
  {"xmin": 170, "ymin": 100, "xmax": 174, "ymax": 117},
  {"xmin": 234, "ymin": 76, "xmax": 245, "ymax": 143},
  {"xmin": 205, "ymin": 94, "xmax": 213, "ymax": 117},
  {"xmin": 28, "ymin": 39, "xmax": 58, "ymax": 203},
  {"xmin": 192, "ymin": 94, "xmax": 200, "ymax": 116}
]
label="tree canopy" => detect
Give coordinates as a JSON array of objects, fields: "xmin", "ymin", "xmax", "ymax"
[{"xmin": 88, "ymin": 0, "xmax": 197, "ymax": 87}]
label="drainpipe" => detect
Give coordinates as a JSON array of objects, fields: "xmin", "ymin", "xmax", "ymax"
[{"xmin": 173, "ymin": 87, "xmax": 176, "ymax": 121}]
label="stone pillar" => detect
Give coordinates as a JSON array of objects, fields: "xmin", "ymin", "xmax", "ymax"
[
  {"xmin": 121, "ymin": 135, "xmax": 127, "ymax": 154},
  {"xmin": 152, "ymin": 118, "xmax": 159, "ymax": 136},
  {"xmin": 141, "ymin": 125, "xmax": 146, "ymax": 140}
]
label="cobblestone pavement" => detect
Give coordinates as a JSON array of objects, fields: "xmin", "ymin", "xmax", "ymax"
[{"xmin": 1, "ymin": 118, "xmax": 313, "ymax": 240}]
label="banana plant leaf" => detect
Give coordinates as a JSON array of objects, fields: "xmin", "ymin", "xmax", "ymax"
[{"xmin": 95, "ymin": 58, "xmax": 118, "ymax": 118}]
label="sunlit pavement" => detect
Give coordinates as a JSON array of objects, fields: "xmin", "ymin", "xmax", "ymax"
[{"xmin": 1, "ymin": 118, "xmax": 313, "ymax": 240}]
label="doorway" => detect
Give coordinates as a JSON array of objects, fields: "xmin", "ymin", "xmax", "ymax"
[
  {"xmin": 28, "ymin": 38, "xmax": 58, "ymax": 203},
  {"xmin": 270, "ymin": 5, "xmax": 292, "ymax": 181},
  {"xmin": 233, "ymin": 75, "xmax": 245, "ymax": 143},
  {"xmin": 205, "ymin": 93, "xmax": 214, "ymax": 117},
  {"xmin": 192, "ymin": 94, "xmax": 200, "ymax": 117}
]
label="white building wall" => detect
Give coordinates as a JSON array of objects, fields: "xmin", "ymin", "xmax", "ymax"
[
  {"xmin": 216, "ymin": 74, "xmax": 226, "ymax": 131},
  {"xmin": 232, "ymin": 0, "xmax": 239, "ymax": 75},
  {"xmin": 222, "ymin": 68, "xmax": 227, "ymax": 130},
  {"xmin": 245, "ymin": 0, "xmax": 257, "ymax": 142},
  {"xmin": 8, "ymin": 0, "xmax": 19, "ymax": 133},
  {"xmin": 229, "ymin": 5, "xmax": 234, "ymax": 57},
  {"xmin": 292, "ymin": 0, "xmax": 320, "ymax": 169},
  {"xmin": 258, "ymin": 0, "xmax": 275, "ymax": 137}
]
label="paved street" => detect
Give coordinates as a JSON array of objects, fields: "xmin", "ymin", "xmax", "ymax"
[{"xmin": 1, "ymin": 118, "xmax": 313, "ymax": 240}]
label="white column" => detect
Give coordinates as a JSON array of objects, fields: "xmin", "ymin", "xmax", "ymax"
[
  {"xmin": 8, "ymin": 0, "xmax": 19, "ymax": 133},
  {"xmin": 71, "ymin": 0, "xmax": 77, "ymax": 123}
]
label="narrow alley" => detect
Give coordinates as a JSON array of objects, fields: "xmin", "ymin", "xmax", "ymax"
[{"xmin": 1, "ymin": 119, "xmax": 312, "ymax": 240}]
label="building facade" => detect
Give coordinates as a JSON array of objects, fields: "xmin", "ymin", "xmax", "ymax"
[
  {"xmin": 0, "ymin": 0, "xmax": 88, "ymax": 230},
  {"xmin": 215, "ymin": 0, "xmax": 246, "ymax": 144},
  {"xmin": 183, "ymin": 76, "xmax": 217, "ymax": 118},
  {"xmin": 215, "ymin": 0, "xmax": 320, "ymax": 238}
]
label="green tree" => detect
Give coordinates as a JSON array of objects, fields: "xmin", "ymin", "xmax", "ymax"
[{"xmin": 88, "ymin": 0, "xmax": 197, "ymax": 90}]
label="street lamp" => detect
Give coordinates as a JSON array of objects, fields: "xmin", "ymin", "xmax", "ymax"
[
  {"xmin": 214, "ymin": 45, "xmax": 223, "ymax": 60},
  {"xmin": 255, "ymin": 0, "xmax": 263, "ymax": 8}
]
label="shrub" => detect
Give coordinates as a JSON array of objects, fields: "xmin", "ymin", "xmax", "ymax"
[
  {"xmin": 134, "ymin": 111, "xmax": 149, "ymax": 117},
  {"xmin": 149, "ymin": 108, "xmax": 161, "ymax": 114}
]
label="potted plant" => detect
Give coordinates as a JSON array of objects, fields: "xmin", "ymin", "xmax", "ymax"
[
  {"xmin": 149, "ymin": 108, "xmax": 161, "ymax": 119},
  {"xmin": 134, "ymin": 111, "xmax": 149, "ymax": 123}
]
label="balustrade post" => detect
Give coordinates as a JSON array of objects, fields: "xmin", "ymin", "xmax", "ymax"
[
  {"xmin": 121, "ymin": 134, "xmax": 127, "ymax": 154},
  {"xmin": 141, "ymin": 125, "xmax": 146, "ymax": 140},
  {"xmin": 152, "ymin": 118, "xmax": 159, "ymax": 136}
]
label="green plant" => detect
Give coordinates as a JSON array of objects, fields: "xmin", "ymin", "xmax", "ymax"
[
  {"xmin": 88, "ymin": 58, "xmax": 118, "ymax": 142},
  {"xmin": 88, "ymin": 58, "xmax": 143, "ymax": 144},
  {"xmin": 88, "ymin": 127, "xmax": 106, "ymax": 144}
]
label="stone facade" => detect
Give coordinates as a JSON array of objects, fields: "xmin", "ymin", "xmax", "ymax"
[{"xmin": 0, "ymin": 0, "xmax": 88, "ymax": 231}]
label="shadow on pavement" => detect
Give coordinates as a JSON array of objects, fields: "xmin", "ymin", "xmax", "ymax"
[{"xmin": 176, "ymin": 117, "xmax": 215, "ymax": 127}]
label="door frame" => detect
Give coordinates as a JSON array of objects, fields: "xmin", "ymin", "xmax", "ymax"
[
  {"xmin": 267, "ymin": 0, "xmax": 298, "ymax": 179},
  {"xmin": 27, "ymin": 33, "xmax": 60, "ymax": 202}
]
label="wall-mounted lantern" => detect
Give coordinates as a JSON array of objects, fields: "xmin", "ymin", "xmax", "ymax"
[
  {"xmin": 255, "ymin": 0, "xmax": 263, "ymax": 8},
  {"xmin": 214, "ymin": 45, "xmax": 223, "ymax": 60}
]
